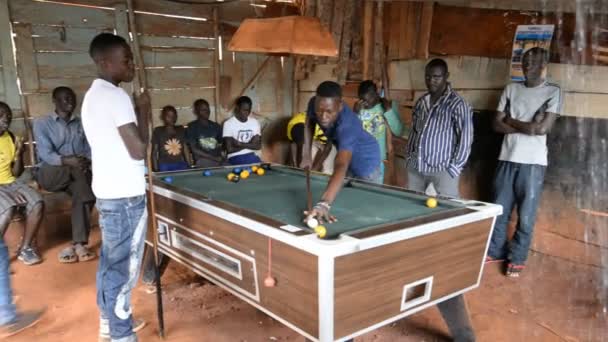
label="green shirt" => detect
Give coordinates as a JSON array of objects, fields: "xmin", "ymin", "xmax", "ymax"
[{"xmin": 357, "ymin": 101, "xmax": 404, "ymax": 160}]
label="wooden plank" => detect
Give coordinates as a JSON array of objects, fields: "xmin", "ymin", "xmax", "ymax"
[
  {"xmin": 12, "ymin": 23, "xmax": 40, "ymax": 93},
  {"xmin": 562, "ymin": 92, "xmax": 608, "ymax": 119},
  {"xmin": 298, "ymin": 64, "xmax": 336, "ymax": 92},
  {"xmin": 51, "ymin": 0, "xmax": 214, "ymax": 19},
  {"xmin": 140, "ymin": 35, "xmax": 215, "ymax": 50},
  {"xmin": 415, "ymin": 2, "xmax": 434, "ymax": 60},
  {"xmin": 149, "ymin": 87, "xmax": 215, "ymax": 112},
  {"xmin": 348, "ymin": 1, "xmax": 363, "ymax": 81},
  {"xmin": 330, "ymin": 0, "xmax": 345, "ymax": 63},
  {"xmin": 36, "ymin": 52, "xmax": 96, "ymax": 79},
  {"xmin": 32, "ymin": 26, "xmax": 109, "ymax": 52},
  {"xmin": 372, "ymin": 2, "xmax": 383, "ymax": 82},
  {"xmin": 336, "ymin": 0, "xmax": 354, "ymax": 84},
  {"xmin": 547, "ymin": 63, "xmax": 608, "ymax": 94},
  {"xmin": 0, "ymin": 0, "xmax": 20, "ymax": 109},
  {"xmin": 335, "ymin": 219, "xmax": 492, "ymax": 338},
  {"xmin": 135, "ymin": 12, "xmax": 214, "ymax": 39},
  {"xmin": 146, "ymin": 68, "xmax": 214, "ymax": 89},
  {"xmin": 400, "ymin": 1, "xmax": 417, "ymax": 60},
  {"xmin": 212, "ymin": 6, "xmax": 221, "ymax": 122},
  {"xmin": 362, "ymin": 1, "xmax": 373, "ymax": 80},
  {"xmin": 143, "ymin": 50, "xmax": 213, "ymax": 68},
  {"xmin": 39, "ymin": 77, "xmax": 94, "ymax": 93},
  {"xmin": 386, "ymin": 2, "xmax": 402, "ymax": 61},
  {"xmin": 9, "ymin": 0, "xmax": 114, "ymax": 28}
]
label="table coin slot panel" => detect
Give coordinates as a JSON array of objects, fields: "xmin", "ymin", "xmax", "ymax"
[{"xmin": 400, "ymin": 276, "xmax": 433, "ymax": 311}]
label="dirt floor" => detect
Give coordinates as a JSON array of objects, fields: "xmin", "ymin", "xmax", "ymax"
[{"xmin": 3, "ymin": 227, "xmax": 606, "ymax": 342}]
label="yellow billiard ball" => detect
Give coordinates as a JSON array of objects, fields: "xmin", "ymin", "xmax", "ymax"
[
  {"xmin": 314, "ymin": 225, "xmax": 327, "ymax": 238},
  {"xmin": 426, "ymin": 198, "xmax": 438, "ymax": 208},
  {"xmin": 252, "ymin": 165, "xmax": 259, "ymax": 172},
  {"xmin": 227, "ymin": 173, "xmax": 236, "ymax": 181},
  {"xmin": 256, "ymin": 168, "xmax": 265, "ymax": 176},
  {"xmin": 240, "ymin": 170, "xmax": 250, "ymax": 179}
]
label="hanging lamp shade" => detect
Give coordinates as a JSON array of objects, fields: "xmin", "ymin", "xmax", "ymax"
[{"xmin": 228, "ymin": 16, "xmax": 338, "ymax": 57}]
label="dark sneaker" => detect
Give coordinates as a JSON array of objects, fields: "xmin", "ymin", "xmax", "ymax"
[
  {"xmin": 18, "ymin": 247, "xmax": 42, "ymax": 265},
  {"xmin": 0, "ymin": 310, "xmax": 45, "ymax": 338},
  {"xmin": 98, "ymin": 318, "xmax": 147, "ymax": 342}
]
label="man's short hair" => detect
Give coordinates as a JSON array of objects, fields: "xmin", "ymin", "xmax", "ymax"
[
  {"xmin": 0, "ymin": 102, "xmax": 10, "ymax": 113},
  {"xmin": 52, "ymin": 86, "xmax": 75, "ymax": 99},
  {"xmin": 89, "ymin": 33, "xmax": 128, "ymax": 59},
  {"xmin": 161, "ymin": 105, "xmax": 177, "ymax": 114},
  {"xmin": 236, "ymin": 96, "xmax": 252, "ymax": 108},
  {"xmin": 523, "ymin": 47, "xmax": 549, "ymax": 64},
  {"xmin": 425, "ymin": 58, "xmax": 448, "ymax": 74},
  {"xmin": 358, "ymin": 80, "xmax": 377, "ymax": 97},
  {"xmin": 316, "ymin": 81, "xmax": 342, "ymax": 98},
  {"xmin": 193, "ymin": 98, "xmax": 209, "ymax": 109}
]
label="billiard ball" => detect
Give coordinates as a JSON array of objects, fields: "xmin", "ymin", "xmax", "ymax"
[
  {"xmin": 256, "ymin": 168, "xmax": 265, "ymax": 176},
  {"xmin": 264, "ymin": 276, "xmax": 276, "ymax": 287},
  {"xmin": 233, "ymin": 167, "xmax": 242, "ymax": 174},
  {"xmin": 307, "ymin": 218, "xmax": 319, "ymax": 229},
  {"xmin": 227, "ymin": 173, "xmax": 236, "ymax": 181},
  {"xmin": 163, "ymin": 176, "xmax": 173, "ymax": 183},
  {"xmin": 251, "ymin": 165, "xmax": 259, "ymax": 172},
  {"xmin": 426, "ymin": 198, "xmax": 438, "ymax": 208},
  {"xmin": 203, "ymin": 170, "xmax": 212, "ymax": 177},
  {"xmin": 232, "ymin": 175, "xmax": 240, "ymax": 183},
  {"xmin": 314, "ymin": 225, "xmax": 327, "ymax": 238},
  {"xmin": 262, "ymin": 163, "xmax": 271, "ymax": 170},
  {"xmin": 240, "ymin": 170, "xmax": 250, "ymax": 179}
]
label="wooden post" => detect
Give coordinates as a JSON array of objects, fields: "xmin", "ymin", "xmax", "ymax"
[
  {"xmin": 416, "ymin": 2, "xmax": 434, "ymax": 60},
  {"xmin": 373, "ymin": 1, "xmax": 384, "ymax": 84},
  {"xmin": 336, "ymin": 0, "xmax": 354, "ymax": 84},
  {"xmin": 213, "ymin": 6, "xmax": 221, "ymax": 122},
  {"xmin": 362, "ymin": 1, "xmax": 373, "ymax": 80},
  {"xmin": 125, "ymin": 0, "xmax": 165, "ymax": 338},
  {"xmin": 0, "ymin": 0, "xmax": 22, "ymax": 110}
]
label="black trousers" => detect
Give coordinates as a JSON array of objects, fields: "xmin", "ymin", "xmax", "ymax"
[{"xmin": 37, "ymin": 164, "xmax": 96, "ymax": 244}]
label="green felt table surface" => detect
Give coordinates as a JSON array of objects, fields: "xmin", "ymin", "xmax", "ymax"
[{"xmin": 155, "ymin": 165, "xmax": 464, "ymax": 238}]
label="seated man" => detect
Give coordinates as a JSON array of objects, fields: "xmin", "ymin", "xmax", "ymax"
[
  {"xmin": 223, "ymin": 96, "xmax": 262, "ymax": 165},
  {"xmin": 0, "ymin": 102, "xmax": 44, "ymax": 265},
  {"xmin": 33, "ymin": 86, "xmax": 96, "ymax": 263},
  {"xmin": 151, "ymin": 105, "xmax": 192, "ymax": 172},
  {"xmin": 186, "ymin": 99, "xmax": 224, "ymax": 168},
  {"xmin": 302, "ymin": 81, "xmax": 381, "ymax": 225},
  {"xmin": 287, "ymin": 99, "xmax": 335, "ymax": 174}
]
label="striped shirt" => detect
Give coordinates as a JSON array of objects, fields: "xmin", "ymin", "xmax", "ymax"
[{"xmin": 406, "ymin": 84, "xmax": 473, "ymax": 177}]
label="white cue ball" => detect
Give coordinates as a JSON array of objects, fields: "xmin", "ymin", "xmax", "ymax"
[{"xmin": 307, "ymin": 218, "xmax": 319, "ymax": 229}]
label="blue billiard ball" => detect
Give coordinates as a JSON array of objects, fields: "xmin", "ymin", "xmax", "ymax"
[
  {"xmin": 203, "ymin": 170, "xmax": 212, "ymax": 177},
  {"xmin": 163, "ymin": 176, "xmax": 173, "ymax": 183},
  {"xmin": 233, "ymin": 168, "xmax": 242, "ymax": 174}
]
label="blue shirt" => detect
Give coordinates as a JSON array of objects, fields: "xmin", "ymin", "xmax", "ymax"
[
  {"xmin": 406, "ymin": 84, "xmax": 473, "ymax": 177},
  {"xmin": 307, "ymin": 102, "xmax": 380, "ymax": 178},
  {"xmin": 33, "ymin": 112, "xmax": 91, "ymax": 166}
]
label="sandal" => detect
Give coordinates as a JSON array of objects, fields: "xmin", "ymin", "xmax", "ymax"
[
  {"xmin": 485, "ymin": 255, "xmax": 505, "ymax": 264},
  {"xmin": 58, "ymin": 246, "xmax": 77, "ymax": 264},
  {"xmin": 74, "ymin": 244, "xmax": 96, "ymax": 262},
  {"xmin": 506, "ymin": 263, "xmax": 525, "ymax": 277}
]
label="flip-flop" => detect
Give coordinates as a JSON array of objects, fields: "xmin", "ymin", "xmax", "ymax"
[
  {"xmin": 74, "ymin": 244, "xmax": 96, "ymax": 262},
  {"xmin": 58, "ymin": 246, "xmax": 77, "ymax": 264}
]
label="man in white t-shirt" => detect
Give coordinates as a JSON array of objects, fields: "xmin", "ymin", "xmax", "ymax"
[
  {"xmin": 487, "ymin": 47, "xmax": 561, "ymax": 278},
  {"xmin": 222, "ymin": 96, "xmax": 262, "ymax": 165},
  {"xmin": 81, "ymin": 33, "xmax": 151, "ymax": 342}
]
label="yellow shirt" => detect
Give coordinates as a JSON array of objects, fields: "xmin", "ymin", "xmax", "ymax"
[
  {"xmin": 287, "ymin": 112, "xmax": 327, "ymax": 143},
  {"xmin": 0, "ymin": 131, "xmax": 15, "ymax": 185}
]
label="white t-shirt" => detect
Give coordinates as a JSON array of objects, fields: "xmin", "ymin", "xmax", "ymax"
[
  {"xmin": 497, "ymin": 81, "xmax": 561, "ymax": 166},
  {"xmin": 81, "ymin": 79, "xmax": 145, "ymax": 199},
  {"xmin": 222, "ymin": 116, "xmax": 261, "ymax": 158}
]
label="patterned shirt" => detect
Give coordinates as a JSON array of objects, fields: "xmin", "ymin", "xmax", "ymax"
[{"xmin": 406, "ymin": 84, "xmax": 473, "ymax": 177}]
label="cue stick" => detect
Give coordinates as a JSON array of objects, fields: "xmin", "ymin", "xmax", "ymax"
[
  {"xmin": 305, "ymin": 167, "xmax": 312, "ymax": 212},
  {"xmin": 126, "ymin": 0, "xmax": 165, "ymax": 338}
]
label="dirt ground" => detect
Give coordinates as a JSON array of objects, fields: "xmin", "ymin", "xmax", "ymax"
[{"xmin": 3, "ymin": 227, "xmax": 606, "ymax": 342}]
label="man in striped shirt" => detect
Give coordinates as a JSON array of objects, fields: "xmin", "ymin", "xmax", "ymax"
[{"xmin": 405, "ymin": 58, "xmax": 475, "ymax": 342}]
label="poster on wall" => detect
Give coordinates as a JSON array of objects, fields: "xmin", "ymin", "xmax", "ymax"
[{"xmin": 510, "ymin": 25, "xmax": 555, "ymax": 81}]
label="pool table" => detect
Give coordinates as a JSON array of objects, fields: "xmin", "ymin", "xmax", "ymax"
[{"xmin": 146, "ymin": 164, "xmax": 502, "ymax": 342}]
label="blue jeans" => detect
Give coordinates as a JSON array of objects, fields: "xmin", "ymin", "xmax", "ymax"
[
  {"xmin": 158, "ymin": 161, "xmax": 189, "ymax": 172},
  {"xmin": 96, "ymin": 195, "xmax": 148, "ymax": 342},
  {"xmin": 228, "ymin": 152, "xmax": 261, "ymax": 165},
  {"xmin": 351, "ymin": 165, "xmax": 383, "ymax": 184},
  {"xmin": 488, "ymin": 161, "xmax": 546, "ymax": 265},
  {"xmin": 0, "ymin": 238, "xmax": 15, "ymax": 326}
]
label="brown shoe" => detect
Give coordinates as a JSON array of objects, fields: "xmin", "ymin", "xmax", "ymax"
[{"xmin": 0, "ymin": 309, "xmax": 45, "ymax": 338}]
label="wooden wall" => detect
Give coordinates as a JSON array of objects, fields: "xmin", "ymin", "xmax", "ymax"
[{"xmin": 0, "ymin": 0, "xmax": 293, "ymax": 164}]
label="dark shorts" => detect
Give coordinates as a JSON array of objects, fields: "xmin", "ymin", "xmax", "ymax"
[{"xmin": 0, "ymin": 180, "xmax": 43, "ymax": 214}]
